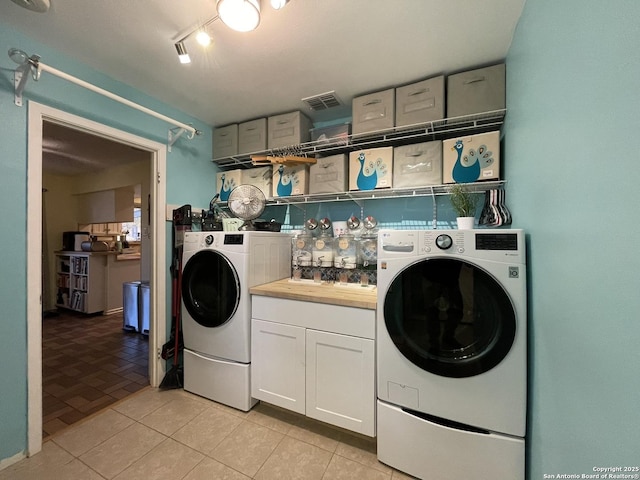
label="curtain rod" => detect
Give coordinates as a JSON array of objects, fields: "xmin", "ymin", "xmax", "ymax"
[{"xmin": 9, "ymin": 47, "xmax": 200, "ymax": 148}]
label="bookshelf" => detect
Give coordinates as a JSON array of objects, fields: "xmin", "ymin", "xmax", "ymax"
[{"xmin": 55, "ymin": 253, "xmax": 106, "ymax": 314}]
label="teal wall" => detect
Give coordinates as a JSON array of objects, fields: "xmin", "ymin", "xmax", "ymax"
[
  {"xmin": 505, "ymin": 0, "xmax": 640, "ymax": 477},
  {"xmin": 5, "ymin": 0, "xmax": 640, "ymax": 473},
  {"xmin": 0, "ymin": 24, "xmax": 216, "ymax": 461}
]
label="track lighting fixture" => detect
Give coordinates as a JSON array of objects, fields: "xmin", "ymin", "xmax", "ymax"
[
  {"xmin": 195, "ymin": 31, "xmax": 212, "ymax": 47},
  {"xmin": 174, "ymin": 0, "xmax": 291, "ymax": 64},
  {"xmin": 216, "ymin": 0, "xmax": 261, "ymax": 32},
  {"xmin": 174, "ymin": 42, "xmax": 191, "ymax": 64}
]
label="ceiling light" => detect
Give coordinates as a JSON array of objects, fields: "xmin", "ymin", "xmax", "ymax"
[
  {"xmin": 195, "ymin": 31, "xmax": 212, "ymax": 47},
  {"xmin": 175, "ymin": 42, "xmax": 191, "ymax": 64},
  {"xmin": 270, "ymin": 0, "xmax": 289, "ymax": 9},
  {"xmin": 216, "ymin": 0, "xmax": 261, "ymax": 32}
]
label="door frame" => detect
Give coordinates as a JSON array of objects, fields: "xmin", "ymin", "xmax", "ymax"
[{"xmin": 26, "ymin": 102, "xmax": 167, "ymax": 455}]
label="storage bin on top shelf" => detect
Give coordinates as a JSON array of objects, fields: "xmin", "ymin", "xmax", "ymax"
[
  {"xmin": 238, "ymin": 118, "xmax": 268, "ymax": 154},
  {"xmin": 268, "ymin": 111, "xmax": 312, "ymax": 150},
  {"xmin": 213, "ymin": 124, "xmax": 238, "ymax": 159},
  {"xmin": 442, "ymin": 130, "xmax": 501, "ymax": 184},
  {"xmin": 352, "ymin": 88, "xmax": 395, "ymax": 135},
  {"xmin": 446, "ymin": 63, "xmax": 505, "ymax": 118},
  {"xmin": 310, "ymin": 123, "xmax": 351, "ymax": 146},
  {"xmin": 395, "ymin": 75, "xmax": 445, "ymax": 128}
]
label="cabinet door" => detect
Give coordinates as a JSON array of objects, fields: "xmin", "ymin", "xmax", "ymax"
[
  {"xmin": 305, "ymin": 330, "xmax": 375, "ymax": 436},
  {"xmin": 251, "ymin": 319, "xmax": 306, "ymax": 414}
]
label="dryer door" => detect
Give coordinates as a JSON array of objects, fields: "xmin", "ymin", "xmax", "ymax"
[
  {"xmin": 383, "ymin": 258, "xmax": 516, "ymax": 378},
  {"xmin": 182, "ymin": 250, "xmax": 240, "ymax": 328}
]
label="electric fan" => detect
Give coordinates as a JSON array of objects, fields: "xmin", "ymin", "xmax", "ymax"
[{"xmin": 226, "ymin": 184, "xmax": 266, "ymax": 230}]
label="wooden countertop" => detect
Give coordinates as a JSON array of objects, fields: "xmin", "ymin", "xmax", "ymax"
[{"xmin": 250, "ymin": 278, "xmax": 377, "ymax": 310}]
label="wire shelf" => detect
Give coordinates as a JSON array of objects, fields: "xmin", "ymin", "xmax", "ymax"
[{"xmin": 212, "ymin": 109, "xmax": 506, "ymax": 168}]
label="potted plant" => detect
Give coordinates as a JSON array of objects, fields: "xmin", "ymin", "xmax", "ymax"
[{"xmin": 449, "ymin": 184, "xmax": 479, "ymax": 229}]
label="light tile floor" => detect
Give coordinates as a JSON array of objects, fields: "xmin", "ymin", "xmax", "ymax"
[{"xmin": 2, "ymin": 387, "xmax": 417, "ymax": 479}]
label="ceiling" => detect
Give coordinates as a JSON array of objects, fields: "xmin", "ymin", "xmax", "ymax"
[
  {"xmin": 42, "ymin": 121, "xmax": 149, "ymax": 176},
  {"xmin": 2, "ymin": 0, "xmax": 525, "ymax": 174}
]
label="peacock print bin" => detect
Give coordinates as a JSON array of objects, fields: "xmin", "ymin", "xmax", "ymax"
[
  {"xmin": 216, "ymin": 169, "xmax": 243, "ymax": 201},
  {"xmin": 442, "ymin": 130, "xmax": 501, "ymax": 184},
  {"xmin": 349, "ymin": 147, "xmax": 393, "ymax": 191},
  {"xmin": 271, "ymin": 164, "xmax": 309, "ymax": 197}
]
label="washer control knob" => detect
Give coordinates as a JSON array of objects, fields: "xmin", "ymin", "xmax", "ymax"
[
  {"xmin": 435, "ymin": 234, "xmax": 453, "ymax": 250},
  {"xmin": 205, "ymin": 235, "xmax": 214, "ymax": 246}
]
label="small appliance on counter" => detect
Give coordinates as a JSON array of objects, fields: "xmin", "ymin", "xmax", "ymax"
[
  {"xmin": 80, "ymin": 240, "xmax": 109, "ymax": 252},
  {"xmin": 62, "ymin": 231, "xmax": 90, "ymax": 251}
]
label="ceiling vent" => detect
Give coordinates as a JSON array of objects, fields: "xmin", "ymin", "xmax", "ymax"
[{"xmin": 302, "ymin": 91, "xmax": 342, "ymax": 111}]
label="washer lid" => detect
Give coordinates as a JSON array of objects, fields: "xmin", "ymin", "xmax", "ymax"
[
  {"xmin": 181, "ymin": 250, "xmax": 240, "ymax": 328},
  {"xmin": 383, "ymin": 258, "xmax": 516, "ymax": 378}
]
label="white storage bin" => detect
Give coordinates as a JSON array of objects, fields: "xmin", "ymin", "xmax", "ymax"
[
  {"xmin": 216, "ymin": 169, "xmax": 243, "ymax": 201},
  {"xmin": 352, "ymin": 88, "xmax": 395, "ymax": 135},
  {"xmin": 238, "ymin": 118, "xmax": 267, "ymax": 154},
  {"xmin": 241, "ymin": 166, "xmax": 273, "ymax": 199},
  {"xmin": 272, "ymin": 164, "xmax": 309, "ymax": 197},
  {"xmin": 309, "ymin": 154, "xmax": 348, "ymax": 194},
  {"xmin": 393, "ymin": 141, "xmax": 442, "ymax": 188},
  {"xmin": 395, "ymin": 76, "xmax": 445, "ymax": 127},
  {"xmin": 442, "ymin": 131, "xmax": 500, "ymax": 184},
  {"xmin": 213, "ymin": 124, "xmax": 238, "ymax": 158},
  {"xmin": 446, "ymin": 64, "xmax": 506, "ymax": 118},
  {"xmin": 267, "ymin": 111, "xmax": 312, "ymax": 150},
  {"xmin": 349, "ymin": 147, "xmax": 393, "ymax": 191}
]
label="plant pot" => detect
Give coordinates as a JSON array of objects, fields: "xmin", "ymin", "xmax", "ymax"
[{"xmin": 456, "ymin": 217, "xmax": 475, "ymax": 230}]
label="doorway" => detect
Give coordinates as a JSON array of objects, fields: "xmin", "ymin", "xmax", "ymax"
[{"xmin": 27, "ymin": 102, "xmax": 167, "ymax": 456}]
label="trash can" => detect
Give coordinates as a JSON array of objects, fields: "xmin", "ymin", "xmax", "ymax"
[
  {"xmin": 139, "ymin": 281, "xmax": 150, "ymax": 336},
  {"xmin": 123, "ymin": 281, "xmax": 141, "ymax": 332}
]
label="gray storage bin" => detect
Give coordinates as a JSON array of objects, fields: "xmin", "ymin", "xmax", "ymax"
[
  {"xmin": 352, "ymin": 88, "xmax": 395, "ymax": 135},
  {"xmin": 395, "ymin": 76, "xmax": 445, "ymax": 127},
  {"xmin": 309, "ymin": 154, "xmax": 348, "ymax": 194},
  {"xmin": 238, "ymin": 118, "xmax": 267, "ymax": 154},
  {"xmin": 446, "ymin": 64, "xmax": 506, "ymax": 118},
  {"xmin": 213, "ymin": 124, "xmax": 238, "ymax": 159},
  {"xmin": 393, "ymin": 141, "xmax": 443, "ymax": 188},
  {"xmin": 267, "ymin": 111, "xmax": 312, "ymax": 149}
]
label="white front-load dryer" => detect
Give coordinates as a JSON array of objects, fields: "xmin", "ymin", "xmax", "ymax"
[
  {"xmin": 376, "ymin": 229, "xmax": 527, "ymax": 480},
  {"xmin": 180, "ymin": 230, "xmax": 291, "ymax": 410}
]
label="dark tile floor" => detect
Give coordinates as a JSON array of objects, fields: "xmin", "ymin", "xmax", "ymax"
[{"xmin": 42, "ymin": 310, "xmax": 149, "ymax": 439}]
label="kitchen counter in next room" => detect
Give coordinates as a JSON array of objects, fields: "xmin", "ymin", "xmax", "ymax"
[
  {"xmin": 249, "ymin": 278, "xmax": 377, "ymax": 310},
  {"xmin": 55, "ymin": 250, "xmax": 141, "ymax": 314}
]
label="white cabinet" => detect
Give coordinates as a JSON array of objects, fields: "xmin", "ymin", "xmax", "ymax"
[
  {"xmin": 252, "ymin": 319, "xmax": 306, "ymax": 414},
  {"xmin": 251, "ymin": 295, "xmax": 376, "ymax": 436},
  {"xmin": 79, "ymin": 222, "xmax": 122, "ymax": 236},
  {"xmin": 305, "ymin": 329, "xmax": 375, "ymax": 434},
  {"xmin": 77, "ymin": 187, "xmax": 134, "ymax": 224}
]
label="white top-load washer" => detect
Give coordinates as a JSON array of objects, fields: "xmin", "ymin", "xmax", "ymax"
[
  {"xmin": 376, "ymin": 229, "xmax": 527, "ymax": 480},
  {"xmin": 180, "ymin": 230, "xmax": 291, "ymax": 410}
]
